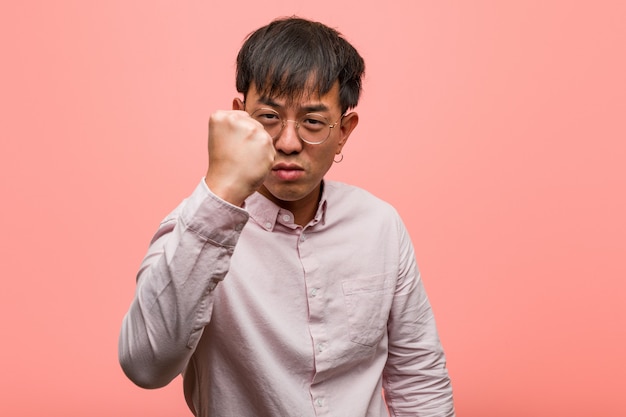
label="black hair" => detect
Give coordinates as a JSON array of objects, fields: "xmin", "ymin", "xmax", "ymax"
[{"xmin": 236, "ymin": 17, "xmax": 365, "ymax": 113}]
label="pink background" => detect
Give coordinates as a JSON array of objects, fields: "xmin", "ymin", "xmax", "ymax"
[{"xmin": 1, "ymin": 1, "xmax": 625, "ymax": 416}]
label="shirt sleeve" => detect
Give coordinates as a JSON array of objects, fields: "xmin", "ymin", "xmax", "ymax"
[
  {"xmin": 118, "ymin": 179, "xmax": 249, "ymax": 389},
  {"xmin": 382, "ymin": 216, "xmax": 456, "ymax": 416}
]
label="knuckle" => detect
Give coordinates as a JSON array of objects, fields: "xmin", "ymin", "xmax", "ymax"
[{"xmin": 209, "ymin": 111, "xmax": 227, "ymax": 126}]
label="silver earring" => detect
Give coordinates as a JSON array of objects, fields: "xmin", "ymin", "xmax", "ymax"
[{"xmin": 334, "ymin": 153, "xmax": 344, "ymax": 163}]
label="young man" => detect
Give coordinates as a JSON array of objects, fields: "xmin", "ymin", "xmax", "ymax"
[{"xmin": 119, "ymin": 17, "xmax": 455, "ymax": 417}]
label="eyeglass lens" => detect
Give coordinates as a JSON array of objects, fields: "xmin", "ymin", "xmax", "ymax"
[{"xmin": 251, "ymin": 109, "xmax": 333, "ymax": 144}]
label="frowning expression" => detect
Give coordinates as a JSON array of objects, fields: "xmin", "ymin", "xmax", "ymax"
[{"xmin": 234, "ymin": 82, "xmax": 358, "ymax": 214}]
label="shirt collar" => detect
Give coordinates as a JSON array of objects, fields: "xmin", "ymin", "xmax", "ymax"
[{"xmin": 243, "ymin": 181, "xmax": 328, "ymax": 231}]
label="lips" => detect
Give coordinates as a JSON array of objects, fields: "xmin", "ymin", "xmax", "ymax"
[
  {"xmin": 272, "ymin": 163, "xmax": 304, "ymax": 181},
  {"xmin": 272, "ymin": 162, "xmax": 303, "ymax": 171}
]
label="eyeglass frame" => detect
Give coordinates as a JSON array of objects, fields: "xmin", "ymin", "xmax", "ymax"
[{"xmin": 247, "ymin": 107, "xmax": 344, "ymax": 145}]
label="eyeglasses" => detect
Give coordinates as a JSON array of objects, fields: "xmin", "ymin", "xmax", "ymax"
[{"xmin": 250, "ymin": 108, "xmax": 342, "ymax": 145}]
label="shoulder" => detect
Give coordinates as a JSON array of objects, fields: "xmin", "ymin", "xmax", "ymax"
[
  {"xmin": 323, "ymin": 180, "xmax": 400, "ymax": 220},
  {"xmin": 322, "ymin": 181, "xmax": 416, "ymax": 268}
]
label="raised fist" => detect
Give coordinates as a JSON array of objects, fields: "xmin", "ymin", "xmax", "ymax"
[{"xmin": 205, "ymin": 110, "xmax": 276, "ymax": 206}]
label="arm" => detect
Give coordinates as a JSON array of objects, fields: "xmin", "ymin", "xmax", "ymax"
[
  {"xmin": 383, "ymin": 220, "xmax": 455, "ymax": 416},
  {"xmin": 118, "ymin": 181, "xmax": 248, "ymax": 388},
  {"xmin": 119, "ymin": 110, "xmax": 275, "ymax": 388}
]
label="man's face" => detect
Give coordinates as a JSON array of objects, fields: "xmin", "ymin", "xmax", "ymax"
[{"xmin": 234, "ymin": 81, "xmax": 358, "ymax": 210}]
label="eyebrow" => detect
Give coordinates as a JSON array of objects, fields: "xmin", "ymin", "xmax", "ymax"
[{"xmin": 257, "ymin": 96, "xmax": 330, "ymax": 113}]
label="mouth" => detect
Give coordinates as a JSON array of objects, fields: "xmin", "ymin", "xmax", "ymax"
[{"xmin": 271, "ymin": 163, "xmax": 304, "ymax": 181}]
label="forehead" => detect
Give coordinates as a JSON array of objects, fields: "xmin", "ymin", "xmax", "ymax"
[{"xmin": 247, "ymin": 81, "xmax": 341, "ymax": 112}]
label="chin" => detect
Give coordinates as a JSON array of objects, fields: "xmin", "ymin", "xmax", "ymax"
[
  {"xmin": 268, "ymin": 190, "xmax": 305, "ymax": 202},
  {"xmin": 262, "ymin": 184, "xmax": 312, "ymax": 203}
]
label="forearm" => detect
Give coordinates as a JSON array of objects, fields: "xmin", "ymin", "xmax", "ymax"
[
  {"xmin": 384, "ymin": 290, "xmax": 454, "ymax": 416},
  {"xmin": 118, "ymin": 181, "xmax": 248, "ymax": 388},
  {"xmin": 384, "ymin": 221, "xmax": 455, "ymax": 416}
]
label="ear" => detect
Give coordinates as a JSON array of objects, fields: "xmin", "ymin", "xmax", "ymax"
[
  {"xmin": 336, "ymin": 111, "xmax": 359, "ymax": 153},
  {"xmin": 232, "ymin": 97, "xmax": 245, "ymax": 111}
]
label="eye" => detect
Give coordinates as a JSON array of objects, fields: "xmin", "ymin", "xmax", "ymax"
[
  {"xmin": 252, "ymin": 109, "xmax": 281, "ymax": 126},
  {"xmin": 301, "ymin": 114, "xmax": 327, "ymax": 131},
  {"xmin": 259, "ymin": 112, "xmax": 279, "ymax": 120}
]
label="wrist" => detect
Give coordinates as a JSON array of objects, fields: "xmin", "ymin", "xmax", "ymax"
[{"xmin": 204, "ymin": 175, "xmax": 248, "ymax": 207}]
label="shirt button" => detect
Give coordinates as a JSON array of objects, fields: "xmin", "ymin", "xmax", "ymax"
[
  {"xmin": 315, "ymin": 397, "xmax": 324, "ymax": 407},
  {"xmin": 282, "ymin": 214, "xmax": 291, "ymax": 222},
  {"xmin": 300, "ymin": 234, "xmax": 306, "ymax": 242},
  {"xmin": 310, "ymin": 288, "xmax": 318, "ymax": 298},
  {"xmin": 317, "ymin": 343, "xmax": 326, "ymax": 353},
  {"xmin": 264, "ymin": 222, "xmax": 272, "ymax": 229},
  {"xmin": 234, "ymin": 223, "xmax": 244, "ymax": 231}
]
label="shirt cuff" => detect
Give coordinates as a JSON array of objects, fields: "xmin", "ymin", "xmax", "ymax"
[{"xmin": 178, "ymin": 178, "xmax": 250, "ymax": 247}]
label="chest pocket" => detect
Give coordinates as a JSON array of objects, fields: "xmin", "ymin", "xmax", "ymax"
[{"xmin": 341, "ymin": 274, "xmax": 395, "ymax": 347}]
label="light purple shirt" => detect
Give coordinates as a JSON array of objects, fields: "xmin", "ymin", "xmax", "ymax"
[{"xmin": 119, "ymin": 179, "xmax": 454, "ymax": 416}]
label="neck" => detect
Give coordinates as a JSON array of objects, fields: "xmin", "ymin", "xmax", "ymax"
[{"xmin": 258, "ymin": 184, "xmax": 322, "ymax": 226}]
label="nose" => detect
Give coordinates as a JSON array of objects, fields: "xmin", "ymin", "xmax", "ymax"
[{"xmin": 274, "ymin": 119, "xmax": 302, "ymax": 154}]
